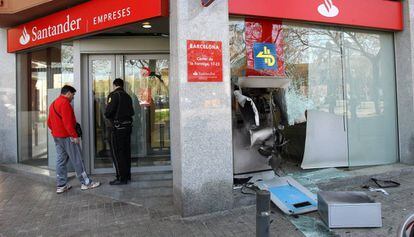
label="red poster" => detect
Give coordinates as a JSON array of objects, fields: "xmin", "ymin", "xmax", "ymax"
[
  {"xmin": 7, "ymin": 0, "xmax": 168, "ymax": 52},
  {"xmin": 229, "ymin": 0, "xmax": 403, "ymax": 31},
  {"xmin": 187, "ymin": 40, "xmax": 223, "ymax": 82}
]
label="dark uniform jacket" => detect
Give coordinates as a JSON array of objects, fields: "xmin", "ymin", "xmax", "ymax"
[{"xmin": 104, "ymin": 88, "xmax": 135, "ymax": 123}]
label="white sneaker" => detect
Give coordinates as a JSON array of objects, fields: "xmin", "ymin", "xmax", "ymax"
[
  {"xmin": 81, "ymin": 181, "xmax": 101, "ymax": 190},
  {"xmin": 56, "ymin": 184, "xmax": 72, "ymax": 194}
]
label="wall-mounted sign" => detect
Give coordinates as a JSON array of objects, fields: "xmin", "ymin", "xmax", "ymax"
[
  {"xmin": 245, "ymin": 19, "xmax": 285, "ymax": 77},
  {"xmin": 201, "ymin": 0, "xmax": 215, "ymax": 7},
  {"xmin": 187, "ymin": 40, "xmax": 223, "ymax": 82},
  {"xmin": 229, "ymin": 0, "xmax": 403, "ymax": 31},
  {"xmin": 253, "ymin": 43, "xmax": 278, "ymax": 71},
  {"xmin": 7, "ymin": 0, "xmax": 168, "ymax": 52}
]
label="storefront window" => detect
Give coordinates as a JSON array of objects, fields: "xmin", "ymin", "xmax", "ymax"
[
  {"xmin": 342, "ymin": 29, "xmax": 398, "ymax": 166},
  {"xmin": 17, "ymin": 44, "xmax": 74, "ymax": 168},
  {"xmin": 61, "ymin": 44, "xmax": 74, "ymax": 87},
  {"xmin": 230, "ymin": 20, "xmax": 398, "ymax": 167},
  {"xmin": 18, "ymin": 50, "xmax": 48, "ymax": 166}
]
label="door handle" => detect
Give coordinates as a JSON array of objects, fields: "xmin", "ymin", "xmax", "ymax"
[{"xmin": 343, "ymin": 113, "xmax": 346, "ymax": 132}]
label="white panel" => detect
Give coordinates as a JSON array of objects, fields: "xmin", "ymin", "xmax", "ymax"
[
  {"xmin": 78, "ymin": 36, "xmax": 169, "ymax": 54},
  {"xmin": 330, "ymin": 204, "xmax": 382, "ymax": 228},
  {"xmin": 301, "ymin": 110, "xmax": 348, "ymax": 169}
]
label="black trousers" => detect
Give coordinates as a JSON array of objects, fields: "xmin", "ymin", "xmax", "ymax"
[{"xmin": 110, "ymin": 126, "xmax": 132, "ymax": 182}]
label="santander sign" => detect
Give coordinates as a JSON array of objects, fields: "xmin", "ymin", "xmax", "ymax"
[
  {"xmin": 19, "ymin": 15, "xmax": 82, "ymax": 46},
  {"xmin": 7, "ymin": 0, "xmax": 168, "ymax": 52},
  {"xmin": 228, "ymin": 0, "xmax": 403, "ymax": 31},
  {"xmin": 318, "ymin": 0, "xmax": 339, "ymax": 18}
]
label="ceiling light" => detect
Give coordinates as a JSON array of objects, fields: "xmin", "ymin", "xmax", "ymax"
[{"xmin": 142, "ymin": 22, "xmax": 152, "ymax": 29}]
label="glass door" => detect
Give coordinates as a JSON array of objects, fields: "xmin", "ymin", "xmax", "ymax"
[
  {"xmin": 343, "ymin": 29, "xmax": 398, "ymax": 166},
  {"xmin": 89, "ymin": 55, "xmax": 116, "ymax": 171},
  {"xmin": 124, "ymin": 55, "xmax": 171, "ymax": 168},
  {"xmin": 89, "ymin": 54, "xmax": 171, "ymax": 173}
]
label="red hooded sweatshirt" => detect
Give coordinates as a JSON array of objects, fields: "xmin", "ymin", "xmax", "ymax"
[{"xmin": 47, "ymin": 95, "xmax": 78, "ymax": 138}]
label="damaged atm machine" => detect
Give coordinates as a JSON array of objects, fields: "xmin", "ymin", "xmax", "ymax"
[
  {"xmin": 230, "ymin": 19, "xmax": 386, "ymax": 226},
  {"xmin": 231, "ymin": 69, "xmax": 382, "ymax": 226},
  {"xmin": 232, "ymin": 75, "xmax": 318, "ymax": 215}
]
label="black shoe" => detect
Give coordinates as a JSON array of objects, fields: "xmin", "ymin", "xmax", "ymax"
[{"xmin": 109, "ymin": 180, "xmax": 128, "ymax": 185}]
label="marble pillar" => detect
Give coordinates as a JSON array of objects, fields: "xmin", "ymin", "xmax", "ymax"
[
  {"xmin": 170, "ymin": 0, "xmax": 234, "ymax": 216},
  {"xmin": 395, "ymin": 0, "xmax": 414, "ymax": 164}
]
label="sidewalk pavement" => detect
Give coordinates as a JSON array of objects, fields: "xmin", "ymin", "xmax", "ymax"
[
  {"xmin": 0, "ymin": 170, "xmax": 303, "ymax": 237},
  {"xmin": 1, "ymin": 165, "xmax": 414, "ymax": 237}
]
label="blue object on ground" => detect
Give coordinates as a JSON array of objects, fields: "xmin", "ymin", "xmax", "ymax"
[{"xmin": 269, "ymin": 184, "xmax": 317, "ymax": 213}]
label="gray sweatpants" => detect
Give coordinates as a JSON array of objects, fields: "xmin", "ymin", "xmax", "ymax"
[{"xmin": 53, "ymin": 137, "xmax": 91, "ymax": 187}]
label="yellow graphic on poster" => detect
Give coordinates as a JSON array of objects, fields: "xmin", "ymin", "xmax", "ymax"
[{"xmin": 256, "ymin": 46, "xmax": 276, "ymax": 67}]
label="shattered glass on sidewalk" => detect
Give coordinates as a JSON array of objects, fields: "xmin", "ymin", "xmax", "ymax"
[
  {"xmin": 289, "ymin": 215, "xmax": 338, "ymax": 237},
  {"xmin": 281, "ymin": 168, "xmax": 351, "ymax": 236},
  {"xmin": 289, "ymin": 168, "xmax": 350, "ymax": 193}
]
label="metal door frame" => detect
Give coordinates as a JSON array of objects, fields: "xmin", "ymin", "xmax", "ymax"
[{"xmin": 88, "ymin": 54, "xmax": 116, "ymax": 174}]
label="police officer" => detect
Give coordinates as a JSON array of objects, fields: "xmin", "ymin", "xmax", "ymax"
[{"xmin": 105, "ymin": 78, "xmax": 134, "ymax": 185}]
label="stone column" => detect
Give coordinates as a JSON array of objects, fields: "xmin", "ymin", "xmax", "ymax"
[
  {"xmin": 169, "ymin": 0, "xmax": 234, "ymax": 216},
  {"xmin": 0, "ymin": 28, "xmax": 18, "ymax": 163},
  {"xmin": 395, "ymin": 0, "xmax": 414, "ymax": 164}
]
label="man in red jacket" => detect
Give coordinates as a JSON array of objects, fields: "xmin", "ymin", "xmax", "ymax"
[{"xmin": 48, "ymin": 85, "xmax": 100, "ymax": 194}]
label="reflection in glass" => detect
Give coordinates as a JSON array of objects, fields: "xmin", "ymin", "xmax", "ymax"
[
  {"xmin": 283, "ymin": 25, "xmax": 346, "ymax": 121},
  {"xmin": 229, "ymin": 20, "xmax": 398, "ymax": 166},
  {"xmin": 229, "ymin": 19, "xmax": 246, "ymax": 79},
  {"xmin": 343, "ymin": 30, "xmax": 398, "ymax": 166},
  {"xmin": 60, "ymin": 44, "xmax": 74, "ymax": 87},
  {"xmin": 18, "ymin": 50, "xmax": 48, "ymax": 167},
  {"xmin": 124, "ymin": 58, "xmax": 170, "ymax": 167},
  {"xmin": 17, "ymin": 45, "xmax": 74, "ymax": 169},
  {"xmin": 92, "ymin": 59, "xmax": 114, "ymax": 169},
  {"xmin": 282, "ymin": 25, "xmax": 398, "ymax": 166},
  {"xmin": 281, "ymin": 25, "xmax": 347, "ymax": 165}
]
